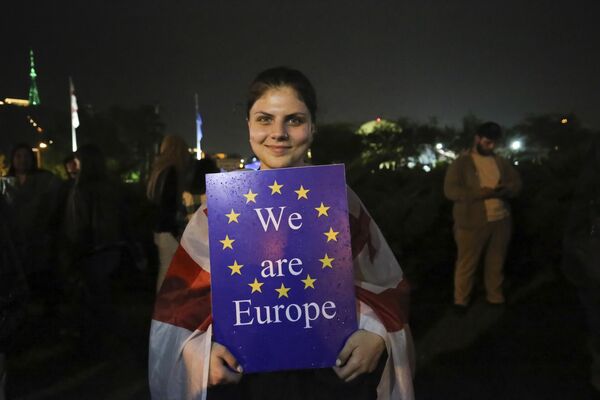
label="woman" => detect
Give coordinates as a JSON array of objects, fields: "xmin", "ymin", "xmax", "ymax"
[
  {"xmin": 149, "ymin": 67, "xmax": 414, "ymax": 399},
  {"xmin": 5, "ymin": 144, "xmax": 61, "ymax": 316},
  {"xmin": 147, "ymin": 135, "xmax": 191, "ymax": 291}
]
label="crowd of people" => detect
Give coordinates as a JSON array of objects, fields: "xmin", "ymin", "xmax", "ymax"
[
  {"xmin": 1, "ymin": 66, "xmax": 599, "ymax": 399},
  {"xmin": 0, "ymin": 137, "xmax": 219, "ymax": 399}
]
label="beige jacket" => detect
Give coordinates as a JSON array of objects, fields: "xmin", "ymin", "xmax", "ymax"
[{"xmin": 444, "ymin": 152, "xmax": 522, "ymax": 229}]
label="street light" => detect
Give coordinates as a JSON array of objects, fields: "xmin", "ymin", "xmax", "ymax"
[{"xmin": 510, "ymin": 140, "xmax": 522, "ymax": 151}]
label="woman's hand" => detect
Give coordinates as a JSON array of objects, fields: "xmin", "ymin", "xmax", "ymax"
[
  {"xmin": 208, "ymin": 342, "xmax": 243, "ymax": 387},
  {"xmin": 333, "ymin": 329, "xmax": 386, "ymax": 382}
]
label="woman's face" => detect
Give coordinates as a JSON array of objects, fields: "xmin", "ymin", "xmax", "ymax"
[{"xmin": 248, "ymin": 86, "xmax": 314, "ymax": 170}]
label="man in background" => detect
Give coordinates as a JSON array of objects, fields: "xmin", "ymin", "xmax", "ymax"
[{"xmin": 444, "ymin": 122, "xmax": 522, "ymax": 310}]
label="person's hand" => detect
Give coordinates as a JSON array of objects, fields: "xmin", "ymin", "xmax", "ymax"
[
  {"xmin": 493, "ymin": 185, "xmax": 507, "ymax": 197},
  {"xmin": 333, "ymin": 330, "xmax": 386, "ymax": 382},
  {"xmin": 208, "ymin": 342, "xmax": 243, "ymax": 387},
  {"xmin": 480, "ymin": 187, "xmax": 496, "ymax": 199}
]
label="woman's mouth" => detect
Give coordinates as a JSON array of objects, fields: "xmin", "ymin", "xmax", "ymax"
[{"xmin": 265, "ymin": 145, "xmax": 291, "ymax": 155}]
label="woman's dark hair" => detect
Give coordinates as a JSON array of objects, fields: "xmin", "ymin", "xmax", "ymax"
[
  {"xmin": 186, "ymin": 158, "xmax": 220, "ymax": 194},
  {"xmin": 75, "ymin": 144, "xmax": 107, "ymax": 184},
  {"xmin": 246, "ymin": 66, "xmax": 317, "ymax": 124},
  {"xmin": 7, "ymin": 143, "xmax": 37, "ymax": 176}
]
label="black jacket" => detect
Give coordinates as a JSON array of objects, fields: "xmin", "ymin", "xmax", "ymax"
[{"xmin": 0, "ymin": 197, "xmax": 28, "ymax": 351}]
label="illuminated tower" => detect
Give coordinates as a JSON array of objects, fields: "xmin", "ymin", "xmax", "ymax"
[{"xmin": 28, "ymin": 49, "xmax": 41, "ymax": 106}]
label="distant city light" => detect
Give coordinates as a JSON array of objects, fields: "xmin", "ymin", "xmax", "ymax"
[
  {"xmin": 561, "ymin": 118, "xmax": 568, "ymax": 124},
  {"xmin": 39, "ymin": 142, "xmax": 47, "ymax": 149},
  {"xmin": 423, "ymin": 165, "xmax": 431, "ymax": 172},
  {"xmin": 4, "ymin": 98, "xmax": 30, "ymax": 107},
  {"xmin": 375, "ymin": 117, "xmax": 382, "ymax": 123},
  {"xmin": 510, "ymin": 140, "xmax": 522, "ymax": 151},
  {"xmin": 407, "ymin": 161, "xmax": 416, "ymax": 169},
  {"xmin": 514, "ymin": 161, "xmax": 519, "ymax": 166},
  {"xmin": 378, "ymin": 161, "xmax": 396, "ymax": 170},
  {"xmin": 435, "ymin": 143, "xmax": 443, "ymax": 150}
]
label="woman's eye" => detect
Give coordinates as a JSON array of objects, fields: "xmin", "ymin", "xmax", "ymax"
[
  {"xmin": 256, "ymin": 116, "xmax": 271, "ymax": 124},
  {"xmin": 287, "ymin": 116, "xmax": 305, "ymax": 126}
]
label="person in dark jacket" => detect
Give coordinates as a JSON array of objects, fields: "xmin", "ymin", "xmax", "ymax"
[
  {"xmin": 181, "ymin": 157, "xmax": 220, "ymax": 221},
  {"xmin": 5, "ymin": 144, "xmax": 61, "ymax": 316},
  {"xmin": 562, "ymin": 138, "xmax": 600, "ymax": 393},
  {"xmin": 146, "ymin": 135, "xmax": 191, "ymax": 292},
  {"xmin": 64, "ymin": 144, "xmax": 127, "ymax": 353},
  {"xmin": 0, "ymin": 196, "xmax": 28, "ymax": 400}
]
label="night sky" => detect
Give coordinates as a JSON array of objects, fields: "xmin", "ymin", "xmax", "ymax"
[{"xmin": 2, "ymin": 0, "xmax": 599, "ymax": 155}]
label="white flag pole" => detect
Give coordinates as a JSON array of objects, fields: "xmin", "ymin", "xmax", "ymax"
[
  {"xmin": 195, "ymin": 93, "xmax": 203, "ymax": 160},
  {"xmin": 69, "ymin": 77, "xmax": 80, "ymax": 152}
]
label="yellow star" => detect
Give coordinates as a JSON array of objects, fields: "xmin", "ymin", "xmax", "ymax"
[
  {"xmin": 268, "ymin": 180, "xmax": 284, "ymax": 195},
  {"xmin": 324, "ymin": 227, "xmax": 339, "ymax": 242},
  {"xmin": 227, "ymin": 260, "xmax": 243, "ymax": 275},
  {"xmin": 275, "ymin": 283, "xmax": 291, "ymax": 298},
  {"xmin": 294, "ymin": 185, "xmax": 310, "ymax": 200},
  {"xmin": 315, "ymin": 202, "xmax": 330, "ymax": 217},
  {"xmin": 220, "ymin": 235, "xmax": 235, "ymax": 250},
  {"xmin": 248, "ymin": 278, "xmax": 264, "ymax": 294},
  {"xmin": 319, "ymin": 254, "xmax": 335, "ymax": 269},
  {"xmin": 243, "ymin": 189, "xmax": 258, "ymax": 204},
  {"xmin": 301, "ymin": 274, "xmax": 317, "ymax": 289},
  {"xmin": 225, "ymin": 209, "xmax": 240, "ymax": 224}
]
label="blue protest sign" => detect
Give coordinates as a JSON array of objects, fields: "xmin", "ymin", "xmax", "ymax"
[{"xmin": 207, "ymin": 164, "xmax": 357, "ymax": 373}]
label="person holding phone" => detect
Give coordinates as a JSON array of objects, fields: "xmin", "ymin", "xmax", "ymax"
[{"xmin": 444, "ymin": 122, "xmax": 522, "ymax": 310}]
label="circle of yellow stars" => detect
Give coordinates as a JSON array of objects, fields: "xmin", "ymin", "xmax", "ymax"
[{"xmin": 219, "ymin": 178, "xmax": 340, "ymax": 298}]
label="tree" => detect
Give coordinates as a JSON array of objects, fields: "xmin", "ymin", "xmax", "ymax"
[{"xmin": 311, "ymin": 123, "xmax": 364, "ymax": 167}]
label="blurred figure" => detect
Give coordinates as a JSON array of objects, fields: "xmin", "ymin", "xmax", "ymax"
[
  {"xmin": 147, "ymin": 135, "xmax": 191, "ymax": 292},
  {"xmin": 444, "ymin": 122, "xmax": 522, "ymax": 310},
  {"xmin": 63, "ymin": 154, "xmax": 79, "ymax": 181},
  {"xmin": 181, "ymin": 157, "xmax": 220, "ymax": 221},
  {"xmin": 63, "ymin": 144, "xmax": 128, "ymax": 353},
  {"xmin": 0, "ymin": 196, "xmax": 28, "ymax": 400},
  {"xmin": 562, "ymin": 138, "xmax": 600, "ymax": 394},
  {"xmin": 4, "ymin": 143, "xmax": 61, "ymax": 316}
]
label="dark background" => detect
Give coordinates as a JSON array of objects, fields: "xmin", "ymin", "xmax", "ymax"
[
  {"xmin": 2, "ymin": 0, "xmax": 600, "ymax": 155},
  {"xmin": 2, "ymin": 2, "xmax": 600, "ymax": 399}
]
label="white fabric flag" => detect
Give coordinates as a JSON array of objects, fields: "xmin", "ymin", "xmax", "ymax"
[
  {"xmin": 70, "ymin": 78, "xmax": 80, "ymax": 129},
  {"xmin": 69, "ymin": 77, "xmax": 79, "ymax": 152}
]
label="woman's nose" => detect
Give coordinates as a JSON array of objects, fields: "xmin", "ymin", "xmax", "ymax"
[{"xmin": 269, "ymin": 121, "xmax": 288, "ymax": 140}]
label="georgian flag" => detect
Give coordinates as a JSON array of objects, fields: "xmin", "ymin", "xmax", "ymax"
[{"xmin": 149, "ymin": 188, "xmax": 415, "ymax": 399}]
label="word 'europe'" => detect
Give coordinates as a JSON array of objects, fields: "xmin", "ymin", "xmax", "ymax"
[{"xmin": 234, "ymin": 299, "xmax": 337, "ymax": 329}]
